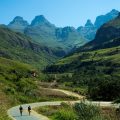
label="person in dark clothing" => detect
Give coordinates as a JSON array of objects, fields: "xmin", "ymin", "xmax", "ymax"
[
  {"xmin": 19, "ymin": 106, "xmax": 23, "ymax": 116},
  {"xmin": 28, "ymin": 106, "xmax": 31, "ymax": 116}
]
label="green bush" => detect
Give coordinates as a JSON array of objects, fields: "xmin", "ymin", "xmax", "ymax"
[
  {"xmin": 53, "ymin": 108, "xmax": 78, "ymax": 120},
  {"xmin": 74, "ymin": 102, "xmax": 104, "ymax": 120},
  {"xmin": 51, "ymin": 102, "xmax": 78, "ymax": 120},
  {"xmin": 88, "ymin": 79, "xmax": 120, "ymax": 101},
  {"xmin": 4, "ymin": 87, "xmax": 16, "ymax": 95}
]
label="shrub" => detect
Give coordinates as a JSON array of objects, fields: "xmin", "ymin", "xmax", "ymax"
[
  {"xmin": 88, "ymin": 79, "xmax": 120, "ymax": 101},
  {"xmin": 52, "ymin": 103, "xmax": 78, "ymax": 120},
  {"xmin": 53, "ymin": 108, "xmax": 78, "ymax": 120},
  {"xmin": 4, "ymin": 87, "xmax": 16, "ymax": 95},
  {"xmin": 74, "ymin": 102, "xmax": 104, "ymax": 120}
]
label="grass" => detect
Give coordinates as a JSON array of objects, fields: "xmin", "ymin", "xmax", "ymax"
[
  {"xmin": 35, "ymin": 103, "xmax": 78, "ymax": 120},
  {"xmin": 101, "ymin": 107, "xmax": 120, "ymax": 120},
  {"xmin": 45, "ymin": 46, "xmax": 120, "ymax": 101},
  {"xmin": 57, "ymin": 46, "xmax": 120, "ymax": 66},
  {"xmin": 0, "ymin": 57, "xmax": 78, "ymax": 120},
  {"xmin": 37, "ymin": 87, "xmax": 77, "ymax": 101},
  {"xmin": 0, "ymin": 105, "xmax": 12, "ymax": 120},
  {"xmin": 0, "ymin": 89, "xmax": 12, "ymax": 120},
  {"xmin": 0, "ymin": 25, "xmax": 62, "ymax": 69},
  {"xmin": 47, "ymin": 46, "xmax": 120, "ymax": 73},
  {"xmin": 35, "ymin": 102, "xmax": 120, "ymax": 120}
]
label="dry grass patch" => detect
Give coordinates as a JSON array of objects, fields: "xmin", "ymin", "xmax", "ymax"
[
  {"xmin": 101, "ymin": 107, "xmax": 120, "ymax": 120},
  {"xmin": 36, "ymin": 88, "xmax": 77, "ymax": 101}
]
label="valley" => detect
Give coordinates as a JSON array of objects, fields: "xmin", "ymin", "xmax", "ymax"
[{"xmin": 0, "ymin": 2, "xmax": 120, "ymax": 119}]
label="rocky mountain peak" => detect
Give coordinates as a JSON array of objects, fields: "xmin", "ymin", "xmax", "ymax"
[
  {"xmin": 13, "ymin": 16, "xmax": 23, "ymax": 20},
  {"xmin": 85, "ymin": 19, "xmax": 94, "ymax": 27},
  {"xmin": 31, "ymin": 15, "xmax": 50, "ymax": 26},
  {"xmin": 94, "ymin": 9, "xmax": 119, "ymax": 28},
  {"xmin": 8, "ymin": 16, "xmax": 29, "ymax": 33},
  {"xmin": 9, "ymin": 16, "xmax": 29, "ymax": 26},
  {"xmin": 110, "ymin": 9, "xmax": 119, "ymax": 14}
]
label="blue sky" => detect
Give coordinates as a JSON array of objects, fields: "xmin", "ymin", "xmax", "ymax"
[{"xmin": 0, "ymin": 0, "xmax": 120, "ymax": 27}]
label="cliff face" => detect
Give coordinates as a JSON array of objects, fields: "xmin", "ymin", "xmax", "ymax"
[
  {"xmin": 77, "ymin": 9, "xmax": 119, "ymax": 41},
  {"xmin": 77, "ymin": 13, "xmax": 120, "ymax": 51},
  {"xmin": 77, "ymin": 19, "xmax": 97, "ymax": 41},
  {"xmin": 94, "ymin": 9, "xmax": 119, "ymax": 28}
]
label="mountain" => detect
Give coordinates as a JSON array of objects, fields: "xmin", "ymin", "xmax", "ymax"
[
  {"xmin": 78, "ymin": 12, "xmax": 120, "ymax": 52},
  {"xmin": 94, "ymin": 9, "xmax": 119, "ymax": 28},
  {"xmin": 25, "ymin": 15, "xmax": 86, "ymax": 50},
  {"xmin": 56, "ymin": 26, "xmax": 86, "ymax": 48},
  {"xmin": 7, "ymin": 10, "xmax": 119, "ymax": 45},
  {"xmin": 44, "ymin": 14, "xmax": 120, "ymax": 101},
  {"xmin": 45, "ymin": 12, "xmax": 120, "ymax": 77},
  {"xmin": 31, "ymin": 15, "xmax": 53, "ymax": 27},
  {"xmin": 77, "ymin": 9, "xmax": 119, "ymax": 41},
  {"xmin": 45, "ymin": 45, "xmax": 120, "ymax": 101},
  {"xmin": 0, "ymin": 25, "xmax": 66, "ymax": 69},
  {"xmin": 77, "ymin": 19, "xmax": 97, "ymax": 41},
  {"xmin": 8, "ymin": 15, "xmax": 87, "ymax": 52},
  {"xmin": 8, "ymin": 16, "xmax": 29, "ymax": 33},
  {"xmin": 24, "ymin": 15, "xmax": 57, "ymax": 46}
]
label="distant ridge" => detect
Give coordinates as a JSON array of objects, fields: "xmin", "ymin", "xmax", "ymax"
[
  {"xmin": 8, "ymin": 15, "xmax": 87, "ymax": 52},
  {"xmin": 77, "ymin": 9, "xmax": 119, "ymax": 41},
  {"xmin": 7, "ymin": 9, "xmax": 119, "ymax": 52}
]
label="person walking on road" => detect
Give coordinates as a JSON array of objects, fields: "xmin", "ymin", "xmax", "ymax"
[
  {"xmin": 19, "ymin": 106, "xmax": 23, "ymax": 116},
  {"xmin": 28, "ymin": 106, "xmax": 31, "ymax": 116}
]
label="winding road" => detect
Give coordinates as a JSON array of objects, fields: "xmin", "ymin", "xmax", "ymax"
[{"xmin": 8, "ymin": 89, "xmax": 119, "ymax": 120}]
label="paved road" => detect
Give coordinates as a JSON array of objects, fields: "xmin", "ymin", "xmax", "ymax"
[
  {"xmin": 8, "ymin": 89, "xmax": 119, "ymax": 120},
  {"xmin": 8, "ymin": 101, "xmax": 62, "ymax": 120}
]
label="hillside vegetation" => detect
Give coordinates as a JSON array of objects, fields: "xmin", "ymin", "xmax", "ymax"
[
  {"xmin": 44, "ymin": 13, "xmax": 120, "ymax": 101},
  {"xmin": 45, "ymin": 46, "xmax": 120, "ymax": 101},
  {"xmin": 0, "ymin": 57, "xmax": 78, "ymax": 119},
  {"xmin": 35, "ymin": 102, "xmax": 119, "ymax": 120},
  {"xmin": 0, "ymin": 57, "xmax": 36, "ymax": 119},
  {"xmin": 0, "ymin": 25, "xmax": 66, "ymax": 69}
]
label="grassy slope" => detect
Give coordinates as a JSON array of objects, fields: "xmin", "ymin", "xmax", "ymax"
[
  {"xmin": 0, "ymin": 25, "xmax": 62, "ymax": 69},
  {"xmin": 0, "ymin": 57, "xmax": 78, "ymax": 119},
  {"xmin": 51, "ymin": 15, "xmax": 120, "ymax": 101},
  {"xmin": 0, "ymin": 57, "xmax": 35, "ymax": 119},
  {"xmin": 45, "ymin": 46, "xmax": 120, "ymax": 100},
  {"xmin": 35, "ymin": 102, "xmax": 118, "ymax": 120},
  {"xmin": 46, "ymin": 46, "xmax": 120, "ymax": 74}
]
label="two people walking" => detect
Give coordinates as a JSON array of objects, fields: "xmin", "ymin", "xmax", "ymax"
[{"xmin": 19, "ymin": 105, "xmax": 31, "ymax": 116}]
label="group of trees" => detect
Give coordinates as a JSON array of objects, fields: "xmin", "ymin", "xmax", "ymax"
[{"xmin": 88, "ymin": 79, "xmax": 120, "ymax": 101}]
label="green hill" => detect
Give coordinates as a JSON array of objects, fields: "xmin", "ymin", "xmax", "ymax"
[
  {"xmin": 0, "ymin": 57, "xmax": 37, "ymax": 119},
  {"xmin": 45, "ymin": 46, "xmax": 120, "ymax": 101},
  {"xmin": 45, "ymin": 46, "xmax": 120, "ymax": 76},
  {"xmin": 0, "ymin": 57, "xmax": 78, "ymax": 119},
  {"xmin": 0, "ymin": 25, "xmax": 66, "ymax": 69}
]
